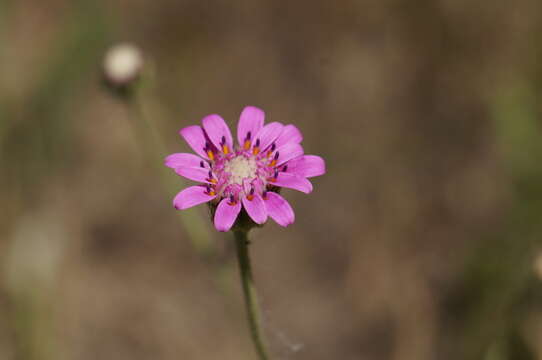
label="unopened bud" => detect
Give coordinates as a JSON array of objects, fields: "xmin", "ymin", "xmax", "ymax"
[{"xmin": 103, "ymin": 43, "xmax": 143, "ymax": 95}]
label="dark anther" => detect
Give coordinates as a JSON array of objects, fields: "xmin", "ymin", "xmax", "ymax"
[
  {"xmin": 250, "ymin": 187, "xmax": 255, "ymax": 195},
  {"xmin": 282, "ymin": 165, "xmax": 288, "ymax": 172},
  {"xmin": 200, "ymin": 160, "xmax": 205, "ymax": 168},
  {"xmin": 230, "ymin": 194, "xmax": 235, "ymax": 203},
  {"xmin": 206, "ymin": 184, "xmax": 211, "ymax": 192},
  {"xmin": 270, "ymin": 143, "xmax": 276, "ymax": 151},
  {"xmin": 274, "ymin": 169, "xmax": 279, "ymax": 179},
  {"xmin": 263, "ymin": 190, "xmax": 268, "ymax": 198},
  {"xmin": 205, "ymin": 141, "xmax": 211, "ymax": 150},
  {"xmin": 221, "ymin": 135, "xmax": 226, "ymax": 145},
  {"xmin": 274, "ymin": 151, "xmax": 280, "ymax": 160},
  {"xmin": 208, "ymin": 170, "xmax": 213, "ymax": 179},
  {"xmin": 255, "ymin": 139, "xmax": 260, "ymax": 147},
  {"xmin": 246, "ymin": 131, "xmax": 251, "ymax": 140}
]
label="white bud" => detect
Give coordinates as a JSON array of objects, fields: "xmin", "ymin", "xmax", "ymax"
[{"xmin": 103, "ymin": 43, "xmax": 143, "ymax": 86}]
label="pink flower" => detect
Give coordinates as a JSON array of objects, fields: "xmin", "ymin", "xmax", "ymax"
[{"xmin": 165, "ymin": 106, "xmax": 325, "ymax": 232}]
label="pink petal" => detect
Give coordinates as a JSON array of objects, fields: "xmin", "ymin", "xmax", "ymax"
[
  {"xmin": 175, "ymin": 166, "xmax": 212, "ymax": 183},
  {"xmin": 264, "ymin": 192, "xmax": 294, "ymax": 227},
  {"xmin": 173, "ymin": 186, "xmax": 216, "ymax": 210},
  {"xmin": 165, "ymin": 153, "xmax": 208, "ymax": 169},
  {"xmin": 275, "ymin": 143, "xmax": 304, "ymax": 166},
  {"xmin": 179, "ymin": 125, "xmax": 209, "ymax": 159},
  {"xmin": 202, "ymin": 114, "xmax": 233, "ymax": 151},
  {"xmin": 241, "ymin": 194, "xmax": 267, "ymax": 224},
  {"xmin": 237, "ymin": 106, "xmax": 265, "ymax": 146},
  {"xmin": 214, "ymin": 198, "xmax": 242, "ymax": 232},
  {"xmin": 254, "ymin": 122, "xmax": 284, "ymax": 151},
  {"xmin": 271, "ymin": 172, "xmax": 313, "ymax": 194},
  {"xmin": 286, "ymin": 155, "xmax": 326, "ymax": 178},
  {"xmin": 274, "ymin": 124, "xmax": 303, "ymax": 147}
]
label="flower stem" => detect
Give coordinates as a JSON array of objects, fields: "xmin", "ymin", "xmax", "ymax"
[
  {"xmin": 125, "ymin": 90, "xmax": 214, "ymax": 257},
  {"xmin": 234, "ymin": 230, "xmax": 270, "ymax": 360}
]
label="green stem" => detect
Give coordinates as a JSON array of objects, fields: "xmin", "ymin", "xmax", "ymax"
[
  {"xmin": 234, "ymin": 230, "xmax": 270, "ymax": 360},
  {"xmin": 124, "ymin": 90, "xmax": 213, "ymax": 257}
]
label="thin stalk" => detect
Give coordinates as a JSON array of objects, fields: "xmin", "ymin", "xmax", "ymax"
[
  {"xmin": 234, "ymin": 230, "xmax": 270, "ymax": 360},
  {"xmin": 125, "ymin": 90, "xmax": 214, "ymax": 257}
]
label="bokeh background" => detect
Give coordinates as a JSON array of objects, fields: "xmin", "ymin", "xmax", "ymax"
[{"xmin": 2, "ymin": 0, "xmax": 542, "ymax": 359}]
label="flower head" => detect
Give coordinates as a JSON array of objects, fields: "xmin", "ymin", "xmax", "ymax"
[
  {"xmin": 102, "ymin": 43, "xmax": 143, "ymax": 95},
  {"xmin": 165, "ymin": 106, "xmax": 325, "ymax": 232}
]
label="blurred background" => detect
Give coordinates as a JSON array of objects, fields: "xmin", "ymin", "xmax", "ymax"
[{"xmin": 1, "ymin": 0, "xmax": 542, "ymax": 359}]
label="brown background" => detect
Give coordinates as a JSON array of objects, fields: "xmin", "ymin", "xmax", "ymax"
[{"xmin": 2, "ymin": 0, "xmax": 542, "ymax": 359}]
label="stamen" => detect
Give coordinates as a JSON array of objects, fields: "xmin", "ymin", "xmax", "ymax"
[
  {"xmin": 269, "ymin": 151, "xmax": 279, "ymax": 167},
  {"xmin": 253, "ymin": 138, "xmax": 261, "ymax": 155},
  {"xmin": 205, "ymin": 141, "xmax": 215, "ymax": 161},
  {"xmin": 262, "ymin": 190, "xmax": 268, "ymax": 200},
  {"xmin": 208, "ymin": 170, "xmax": 217, "ymax": 184},
  {"xmin": 268, "ymin": 170, "xmax": 279, "ymax": 183},
  {"xmin": 244, "ymin": 132, "xmax": 252, "ymax": 149},
  {"xmin": 266, "ymin": 143, "xmax": 276, "ymax": 158},
  {"xmin": 200, "ymin": 161, "xmax": 205, "ymax": 168},
  {"xmin": 244, "ymin": 139, "xmax": 251, "ymax": 150},
  {"xmin": 282, "ymin": 165, "xmax": 288, "ymax": 172},
  {"xmin": 246, "ymin": 186, "xmax": 255, "ymax": 201},
  {"xmin": 220, "ymin": 136, "xmax": 229, "ymax": 154},
  {"xmin": 229, "ymin": 194, "xmax": 236, "ymax": 205},
  {"xmin": 220, "ymin": 136, "xmax": 229, "ymax": 153},
  {"xmin": 205, "ymin": 184, "xmax": 216, "ymax": 196}
]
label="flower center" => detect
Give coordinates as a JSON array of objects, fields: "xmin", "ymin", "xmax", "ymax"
[{"xmin": 224, "ymin": 155, "xmax": 257, "ymax": 185}]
